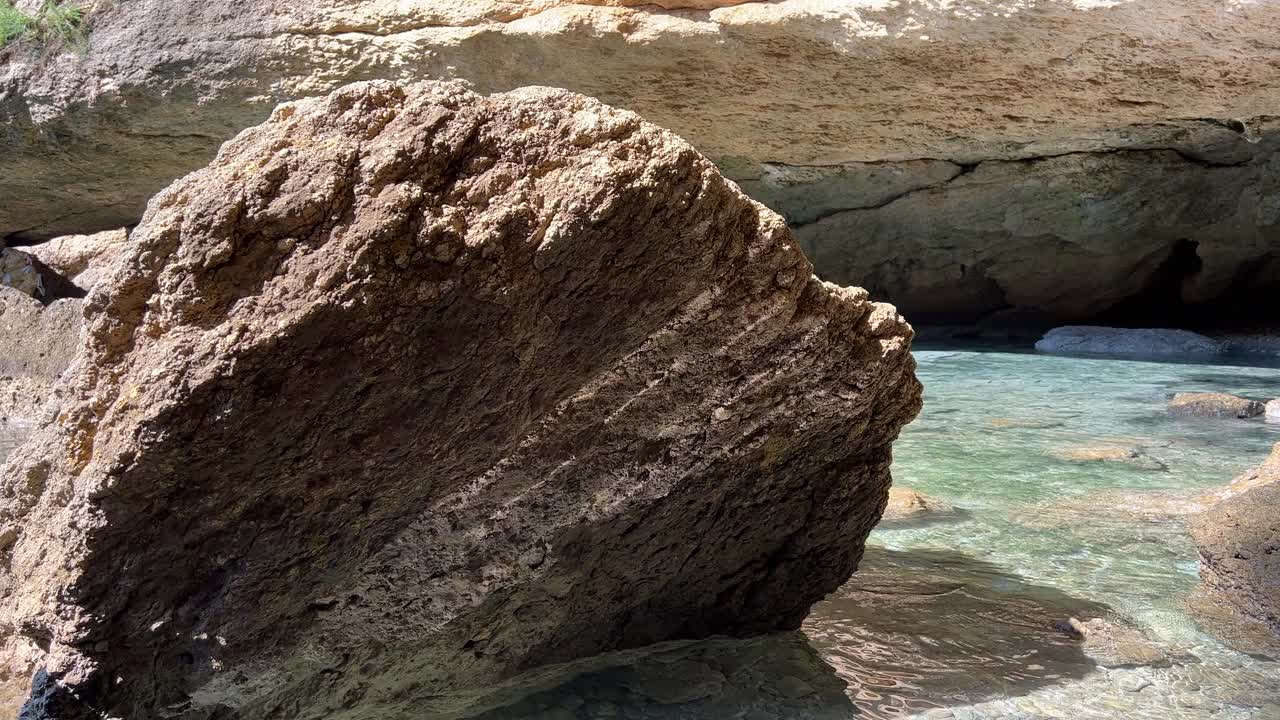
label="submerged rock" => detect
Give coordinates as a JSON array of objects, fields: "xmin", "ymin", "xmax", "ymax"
[
  {"xmin": 1168, "ymin": 392, "xmax": 1265, "ymax": 419},
  {"xmin": 0, "ymin": 81, "xmax": 921, "ymax": 719},
  {"xmin": 1050, "ymin": 445, "xmax": 1168, "ymax": 472},
  {"xmin": 1034, "ymin": 326, "xmax": 1224, "ymax": 356},
  {"xmin": 880, "ymin": 486, "xmax": 958, "ymax": 525},
  {"xmin": 1062, "ymin": 617, "xmax": 1177, "ymax": 669}
]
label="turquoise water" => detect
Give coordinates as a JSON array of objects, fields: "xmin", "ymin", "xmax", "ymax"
[{"xmin": 805, "ymin": 348, "xmax": 1280, "ymax": 720}]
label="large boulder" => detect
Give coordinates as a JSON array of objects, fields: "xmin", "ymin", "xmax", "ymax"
[
  {"xmin": 1191, "ymin": 445, "xmax": 1280, "ymax": 636},
  {"xmin": 2, "ymin": 0, "xmax": 1279, "ymax": 325},
  {"xmin": 0, "ymin": 81, "xmax": 921, "ymax": 719}
]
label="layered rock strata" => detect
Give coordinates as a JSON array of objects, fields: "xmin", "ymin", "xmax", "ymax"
[
  {"xmin": 0, "ymin": 81, "xmax": 921, "ymax": 719},
  {"xmin": 2, "ymin": 0, "xmax": 1278, "ymax": 323}
]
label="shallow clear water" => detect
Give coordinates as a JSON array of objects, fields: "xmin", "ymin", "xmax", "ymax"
[{"xmin": 804, "ymin": 348, "xmax": 1280, "ymax": 720}]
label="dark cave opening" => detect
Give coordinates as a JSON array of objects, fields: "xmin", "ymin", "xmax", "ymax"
[
  {"xmin": 1098, "ymin": 239, "xmax": 1205, "ymax": 328},
  {"xmin": 1100, "ymin": 241, "xmax": 1279, "ymax": 333}
]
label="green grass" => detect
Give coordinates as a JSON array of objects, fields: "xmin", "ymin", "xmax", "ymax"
[
  {"xmin": 0, "ymin": 0, "xmax": 87, "ymax": 52},
  {"xmin": 0, "ymin": 3, "xmax": 34, "ymax": 47}
]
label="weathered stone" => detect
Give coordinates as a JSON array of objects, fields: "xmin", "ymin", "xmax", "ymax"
[
  {"xmin": 1168, "ymin": 392, "xmax": 1265, "ymax": 419},
  {"xmin": 0, "ymin": 81, "xmax": 921, "ymax": 719},
  {"xmin": 25, "ymin": 229, "xmax": 128, "ymax": 293},
  {"xmin": 1050, "ymin": 445, "xmax": 1168, "ymax": 472},
  {"xmin": 2, "ymin": 0, "xmax": 1279, "ymax": 323},
  {"xmin": 880, "ymin": 486, "xmax": 957, "ymax": 525},
  {"xmin": 1035, "ymin": 326, "xmax": 1224, "ymax": 356},
  {"xmin": 0, "ymin": 288, "xmax": 81, "ymax": 421},
  {"xmin": 1191, "ymin": 480, "xmax": 1280, "ymax": 636},
  {"xmin": 1065, "ymin": 618, "xmax": 1174, "ymax": 669},
  {"xmin": 0, "ymin": 248, "xmax": 43, "ymax": 299}
]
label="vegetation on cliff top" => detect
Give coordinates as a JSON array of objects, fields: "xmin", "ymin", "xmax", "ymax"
[{"xmin": 0, "ymin": 1, "xmax": 85, "ymax": 51}]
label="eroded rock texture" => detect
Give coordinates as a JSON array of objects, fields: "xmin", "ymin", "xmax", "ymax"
[
  {"xmin": 1191, "ymin": 444, "xmax": 1280, "ymax": 637},
  {"xmin": 0, "ymin": 81, "xmax": 920, "ymax": 719},
  {"xmin": 0, "ymin": 290, "xmax": 82, "ymax": 422},
  {"xmin": 1, "ymin": 0, "xmax": 1278, "ymax": 324}
]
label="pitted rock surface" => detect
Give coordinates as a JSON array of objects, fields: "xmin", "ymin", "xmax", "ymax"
[{"xmin": 0, "ymin": 81, "xmax": 920, "ymax": 719}]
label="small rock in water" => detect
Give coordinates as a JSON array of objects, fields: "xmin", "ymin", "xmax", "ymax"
[
  {"xmin": 880, "ymin": 486, "xmax": 958, "ymax": 524},
  {"xmin": 1168, "ymin": 392, "xmax": 1265, "ymax": 419},
  {"xmin": 1069, "ymin": 617, "xmax": 1174, "ymax": 668}
]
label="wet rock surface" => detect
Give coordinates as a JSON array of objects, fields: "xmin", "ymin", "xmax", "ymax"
[
  {"xmin": 464, "ymin": 633, "xmax": 854, "ymax": 720},
  {"xmin": 805, "ymin": 547, "xmax": 1112, "ymax": 715},
  {"xmin": 1168, "ymin": 392, "xmax": 1266, "ymax": 419},
  {"xmin": 1050, "ymin": 444, "xmax": 1169, "ymax": 472},
  {"xmin": 880, "ymin": 486, "xmax": 960, "ymax": 526},
  {"xmin": 1191, "ymin": 447, "xmax": 1280, "ymax": 638},
  {"xmin": 0, "ymin": 81, "xmax": 921, "ymax": 719}
]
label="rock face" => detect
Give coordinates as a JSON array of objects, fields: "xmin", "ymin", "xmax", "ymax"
[
  {"xmin": 25, "ymin": 229, "xmax": 129, "ymax": 294},
  {"xmin": 0, "ymin": 249, "xmax": 43, "ymax": 299},
  {"xmin": 0, "ymin": 81, "xmax": 921, "ymax": 719},
  {"xmin": 1035, "ymin": 326, "xmax": 1224, "ymax": 355},
  {"xmin": 1191, "ymin": 445, "xmax": 1280, "ymax": 636},
  {"xmin": 1168, "ymin": 392, "xmax": 1265, "ymax": 419},
  {"xmin": 0, "ymin": 289, "xmax": 81, "ymax": 421},
  {"xmin": 2, "ymin": 0, "xmax": 1279, "ymax": 324},
  {"xmin": 0, "ymin": 230, "xmax": 121, "ymax": 421}
]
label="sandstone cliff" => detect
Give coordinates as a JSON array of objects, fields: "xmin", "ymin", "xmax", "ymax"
[
  {"xmin": 0, "ymin": 81, "xmax": 920, "ymax": 719},
  {"xmin": 1, "ymin": 0, "xmax": 1277, "ymax": 325}
]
